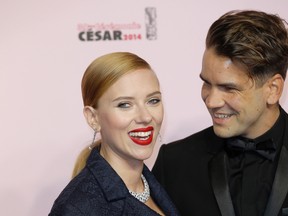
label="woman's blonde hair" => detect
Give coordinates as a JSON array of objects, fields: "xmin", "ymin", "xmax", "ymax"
[
  {"xmin": 81, "ymin": 52, "xmax": 152, "ymax": 108},
  {"xmin": 71, "ymin": 141, "xmax": 100, "ymax": 178}
]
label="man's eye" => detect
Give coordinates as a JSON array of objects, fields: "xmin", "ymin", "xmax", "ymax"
[
  {"xmin": 223, "ymin": 86, "xmax": 237, "ymax": 91},
  {"xmin": 117, "ymin": 102, "xmax": 131, "ymax": 108},
  {"xmin": 148, "ymin": 98, "xmax": 161, "ymax": 105}
]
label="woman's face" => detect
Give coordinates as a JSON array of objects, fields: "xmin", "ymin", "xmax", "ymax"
[{"xmin": 93, "ymin": 69, "xmax": 163, "ymax": 165}]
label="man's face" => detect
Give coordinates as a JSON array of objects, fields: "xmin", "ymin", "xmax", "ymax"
[{"xmin": 200, "ymin": 48, "xmax": 274, "ymax": 139}]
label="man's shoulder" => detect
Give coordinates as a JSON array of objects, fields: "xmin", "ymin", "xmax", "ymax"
[
  {"xmin": 169, "ymin": 126, "xmax": 215, "ymax": 144},
  {"xmin": 160, "ymin": 126, "xmax": 217, "ymax": 152}
]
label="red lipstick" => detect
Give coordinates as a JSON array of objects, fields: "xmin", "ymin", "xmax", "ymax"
[{"xmin": 129, "ymin": 126, "xmax": 154, "ymax": 146}]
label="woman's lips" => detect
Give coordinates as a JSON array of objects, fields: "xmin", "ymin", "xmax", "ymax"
[{"xmin": 128, "ymin": 126, "xmax": 154, "ymax": 145}]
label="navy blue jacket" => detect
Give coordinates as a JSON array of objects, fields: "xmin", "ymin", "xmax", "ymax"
[{"xmin": 49, "ymin": 148, "xmax": 180, "ymax": 216}]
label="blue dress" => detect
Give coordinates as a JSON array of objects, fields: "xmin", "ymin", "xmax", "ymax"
[{"xmin": 49, "ymin": 148, "xmax": 180, "ymax": 216}]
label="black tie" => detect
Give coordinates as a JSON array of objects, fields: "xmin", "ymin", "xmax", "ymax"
[{"xmin": 226, "ymin": 137, "xmax": 276, "ymax": 161}]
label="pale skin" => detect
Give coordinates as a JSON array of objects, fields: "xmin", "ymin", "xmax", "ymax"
[
  {"xmin": 84, "ymin": 69, "xmax": 165, "ymax": 215},
  {"xmin": 200, "ymin": 48, "xmax": 284, "ymax": 139}
]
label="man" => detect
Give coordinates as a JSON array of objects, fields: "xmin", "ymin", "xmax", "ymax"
[{"xmin": 152, "ymin": 10, "xmax": 288, "ymax": 216}]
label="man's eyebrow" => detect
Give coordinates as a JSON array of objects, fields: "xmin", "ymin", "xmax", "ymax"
[{"xmin": 199, "ymin": 74, "xmax": 238, "ymax": 88}]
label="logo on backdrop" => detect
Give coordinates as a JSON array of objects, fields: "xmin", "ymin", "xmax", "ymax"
[
  {"xmin": 77, "ymin": 7, "xmax": 157, "ymax": 42},
  {"xmin": 145, "ymin": 7, "xmax": 157, "ymax": 40}
]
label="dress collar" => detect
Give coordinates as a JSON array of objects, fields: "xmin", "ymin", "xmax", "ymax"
[{"xmin": 87, "ymin": 148, "xmax": 128, "ymax": 201}]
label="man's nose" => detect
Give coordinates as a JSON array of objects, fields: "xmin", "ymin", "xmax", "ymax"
[{"xmin": 204, "ymin": 88, "xmax": 225, "ymax": 109}]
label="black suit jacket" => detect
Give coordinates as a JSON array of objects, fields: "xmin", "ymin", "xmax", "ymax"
[
  {"xmin": 153, "ymin": 110, "xmax": 288, "ymax": 216},
  {"xmin": 49, "ymin": 149, "xmax": 180, "ymax": 216}
]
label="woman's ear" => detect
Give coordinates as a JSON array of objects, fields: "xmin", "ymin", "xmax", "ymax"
[
  {"xmin": 266, "ymin": 74, "xmax": 284, "ymax": 105},
  {"xmin": 83, "ymin": 106, "xmax": 100, "ymax": 131}
]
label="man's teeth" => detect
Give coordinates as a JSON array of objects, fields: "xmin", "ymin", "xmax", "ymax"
[
  {"xmin": 214, "ymin": 113, "xmax": 232, "ymax": 118},
  {"xmin": 129, "ymin": 131, "xmax": 152, "ymax": 138}
]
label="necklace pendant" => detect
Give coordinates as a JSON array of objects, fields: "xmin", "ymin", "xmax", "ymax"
[{"xmin": 129, "ymin": 174, "xmax": 150, "ymax": 203}]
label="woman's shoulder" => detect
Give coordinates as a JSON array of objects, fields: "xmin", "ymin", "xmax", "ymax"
[{"xmin": 49, "ymin": 168, "xmax": 102, "ymax": 215}]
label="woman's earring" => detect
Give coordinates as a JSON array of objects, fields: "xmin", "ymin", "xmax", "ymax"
[
  {"xmin": 158, "ymin": 132, "xmax": 162, "ymax": 143},
  {"xmin": 89, "ymin": 130, "xmax": 97, "ymax": 150}
]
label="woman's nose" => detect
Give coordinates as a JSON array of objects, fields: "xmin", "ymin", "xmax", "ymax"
[{"xmin": 135, "ymin": 106, "xmax": 152, "ymax": 124}]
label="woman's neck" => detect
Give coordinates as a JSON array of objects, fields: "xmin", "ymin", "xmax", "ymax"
[{"xmin": 100, "ymin": 146, "xmax": 144, "ymax": 192}]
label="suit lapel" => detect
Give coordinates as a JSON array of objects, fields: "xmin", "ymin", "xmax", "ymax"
[
  {"xmin": 264, "ymin": 134, "xmax": 288, "ymax": 215},
  {"xmin": 209, "ymin": 150, "xmax": 235, "ymax": 216}
]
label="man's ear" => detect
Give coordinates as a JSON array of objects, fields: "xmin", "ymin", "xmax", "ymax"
[
  {"xmin": 83, "ymin": 106, "xmax": 100, "ymax": 131},
  {"xmin": 266, "ymin": 74, "xmax": 284, "ymax": 105}
]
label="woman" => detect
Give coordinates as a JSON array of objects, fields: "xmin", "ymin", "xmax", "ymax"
[{"xmin": 49, "ymin": 52, "xmax": 180, "ymax": 216}]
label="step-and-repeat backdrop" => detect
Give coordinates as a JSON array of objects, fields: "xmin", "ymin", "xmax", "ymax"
[{"xmin": 1, "ymin": 0, "xmax": 288, "ymax": 215}]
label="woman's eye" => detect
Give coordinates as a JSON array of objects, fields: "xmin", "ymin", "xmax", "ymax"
[
  {"xmin": 148, "ymin": 98, "xmax": 161, "ymax": 105},
  {"xmin": 117, "ymin": 102, "xmax": 131, "ymax": 108}
]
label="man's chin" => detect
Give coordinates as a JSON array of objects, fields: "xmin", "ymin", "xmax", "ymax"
[{"xmin": 213, "ymin": 125, "xmax": 236, "ymax": 138}]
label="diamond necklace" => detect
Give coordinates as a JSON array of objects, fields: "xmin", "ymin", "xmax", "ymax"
[{"xmin": 129, "ymin": 174, "xmax": 150, "ymax": 203}]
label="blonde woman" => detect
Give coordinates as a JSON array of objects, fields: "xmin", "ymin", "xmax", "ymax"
[{"xmin": 49, "ymin": 52, "xmax": 179, "ymax": 216}]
